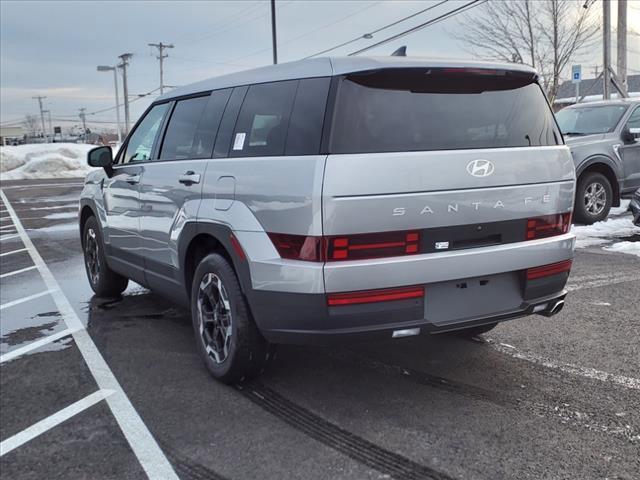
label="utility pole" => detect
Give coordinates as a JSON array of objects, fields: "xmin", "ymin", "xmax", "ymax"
[
  {"xmin": 79, "ymin": 108, "xmax": 87, "ymax": 139},
  {"xmin": 32, "ymin": 95, "xmax": 47, "ymax": 139},
  {"xmin": 270, "ymin": 0, "xmax": 277, "ymax": 64},
  {"xmin": 603, "ymin": 0, "xmax": 611, "ymax": 100},
  {"xmin": 148, "ymin": 42, "xmax": 174, "ymax": 95},
  {"xmin": 617, "ymin": 0, "xmax": 628, "ymax": 96},
  {"xmin": 42, "ymin": 109, "xmax": 53, "ymax": 141},
  {"xmin": 118, "ymin": 53, "xmax": 133, "ymax": 134}
]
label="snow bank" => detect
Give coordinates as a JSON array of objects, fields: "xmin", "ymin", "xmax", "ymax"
[
  {"xmin": 0, "ymin": 143, "xmax": 97, "ymax": 180},
  {"xmin": 572, "ymin": 217, "xmax": 640, "ymax": 248},
  {"xmin": 603, "ymin": 241, "xmax": 640, "ymax": 258}
]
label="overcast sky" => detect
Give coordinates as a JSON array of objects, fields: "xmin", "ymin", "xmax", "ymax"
[{"xmin": 1, "ymin": 0, "xmax": 639, "ymax": 131}]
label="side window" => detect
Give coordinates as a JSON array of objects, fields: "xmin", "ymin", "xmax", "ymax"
[
  {"xmin": 286, "ymin": 77, "xmax": 331, "ymax": 155},
  {"xmin": 191, "ymin": 88, "xmax": 232, "ymax": 158},
  {"xmin": 159, "ymin": 96, "xmax": 210, "ymax": 160},
  {"xmin": 627, "ymin": 107, "xmax": 640, "ymax": 130},
  {"xmin": 230, "ymin": 80, "xmax": 297, "ymax": 157},
  {"xmin": 121, "ymin": 103, "xmax": 169, "ymax": 164},
  {"xmin": 213, "ymin": 86, "xmax": 248, "ymax": 158}
]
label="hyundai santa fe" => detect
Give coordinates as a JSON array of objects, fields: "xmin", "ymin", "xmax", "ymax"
[{"xmin": 80, "ymin": 57, "xmax": 576, "ymax": 383}]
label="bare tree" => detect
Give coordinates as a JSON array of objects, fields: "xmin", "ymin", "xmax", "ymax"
[
  {"xmin": 454, "ymin": 0, "xmax": 599, "ymax": 101},
  {"xmin": 23, "ymin": 114, "xmax": 39, "ymax": 136}
]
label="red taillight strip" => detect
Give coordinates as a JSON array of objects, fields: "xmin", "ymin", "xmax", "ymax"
[
  {"xmin": 526, "ymin": 213, "xmax": 571, "ymax": 240},
  {"xmin": 229, "ymin": 233, "xmax": 246, "ymax": 261},
  {"xmin": 327, "ymin": 286, "xmax": 424, "ymax": 306},
  {"xmin": 526, "ymin": 259, "xmax": 572, "ymax": 280}
]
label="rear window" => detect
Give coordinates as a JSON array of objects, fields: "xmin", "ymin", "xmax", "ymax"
[
  {"xmin": 330, "ymin": 69, "xmax": 561, "ymax": 154},
  {"xmin": 555, "ymin": 104, "xmax": 628, "ymax": 136}
]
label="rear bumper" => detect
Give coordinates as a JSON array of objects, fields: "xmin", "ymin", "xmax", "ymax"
[{"xmin": 248, "ymin": 273, "xmax": 570, "ymax": 345}]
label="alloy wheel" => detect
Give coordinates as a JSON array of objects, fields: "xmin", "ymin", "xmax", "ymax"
[
  {"xmin": 584, "ymin": 181, "xmax": 607, "ymax": 216},
  {"xmin": 197, "ymin": 273, "xmax": 233, "ymax": 364},
  {"xmin": 85, "ymin": 228, "xmax": 100, "ymax": 285}
]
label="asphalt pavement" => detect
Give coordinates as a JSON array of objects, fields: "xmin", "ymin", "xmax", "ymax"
[{"xmin": 0, "ymin": 178, "xmax": 639, "ymax": 480}]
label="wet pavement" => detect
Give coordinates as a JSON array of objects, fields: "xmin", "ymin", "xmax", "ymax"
[{"xmin": 0, "ymin": 178, "xmax": 639, "ymax": 480}]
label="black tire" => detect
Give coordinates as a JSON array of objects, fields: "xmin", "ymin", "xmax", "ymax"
[
  {"xmin": 191, "ymin": 253, "xmax": 273, "ymax": 384},
  {"xmin": 453, "ymin": 322, "xmax": 498, "ymax": 338},
  {"xmin": 82, "ymin": 216, "xmax": 128, "ymax": 296},
  {"xmin": 574, "ymin": 172, "xmax": 613, "ymax": 225}
]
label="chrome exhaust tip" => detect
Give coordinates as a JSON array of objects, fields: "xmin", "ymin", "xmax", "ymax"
[{"xmin": 540, "ymin": 299, "xmax": 564, "ymax": 317}]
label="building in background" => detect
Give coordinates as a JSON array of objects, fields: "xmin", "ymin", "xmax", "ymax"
[
  {"xmin": 0, "ymin": 126, "xmax": 24, "ymax": 145},
  {"xmin": 554, "ymin": 74, "xmax": 640, "ymax": 111}
]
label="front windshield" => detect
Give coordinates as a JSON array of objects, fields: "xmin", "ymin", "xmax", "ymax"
[{"xmin": 556, "ymin": 105, "xmax": 628, "ymax": 136}]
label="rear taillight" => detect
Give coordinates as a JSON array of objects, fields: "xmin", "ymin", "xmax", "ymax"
[
  {"xmin": 267, "ymin": 233, "xmax": 324, "ymax": 262},
  {"xmin": 526, "ymin": 259, "xmax": 572, "ymax": 280},
  {"xmin": 526, "ymin": 213, "xmax": 571, "ymax": 240},
  {"xmin": 327, "ymin": 230, "xmax": 420, "ymax": 261},
  {"xmin": 327, "ymin": 286, "xmax": 424, "ymax": 306},
  {"xmin": 267, "ymin": 230, "xmax": 421, "ymax": 262}
]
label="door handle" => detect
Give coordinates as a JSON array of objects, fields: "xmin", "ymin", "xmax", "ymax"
[
  {"xmin": 178, "ymin": 171, "xmax": 201, "ymax": 185},
  {"xmin": 125, "ymin": 174, "xmax": 140, "ymax": 185}
]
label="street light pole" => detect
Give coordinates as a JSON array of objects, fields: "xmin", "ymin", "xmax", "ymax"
[
  {"xmin": 97, "ymin": 65, "xmax": 122, "ymax": 143},
  {"xmin": 617, "ymin": 0, "xmax": 628, "ymax": 96},
  {"xmin": 603, "ymin": 0, "xmax": 611, "ymax": 100},
  {"xmin": 118, "ymin": 53, "xmax": 133, "ymax": 134},
  {"xmin": 271, "ymin": 0, "xmax": 278, "ymax": 64}
]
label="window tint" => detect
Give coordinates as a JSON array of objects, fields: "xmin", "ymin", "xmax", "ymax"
[
  {"xmin": 627, "ymin": 107, "xmax": 640, "ymax": 129},
  {"xmin": 330, "ymin": 69, "xmax": 560, "ymax": 154},
  {"xmin": 122, "ymin": 103, "xmax": 169, "ymax": 164},
  {"xmin": 286, "ymin": 77, "xmax": 330, "ymax": 155},
  {"xmin": 214, "ymin": 86, "xmax": 248, "ymax": 158},
  {"xmin": 192, "ymin": 88, "xmax": 232, "ymax": 158},
  {"xmin": 159, "ymin": 96, "xmax": 209, "ymax": 160},
  {"xmin": 231, "ymin": 80, "xmax": 297, "ymax": 157}
]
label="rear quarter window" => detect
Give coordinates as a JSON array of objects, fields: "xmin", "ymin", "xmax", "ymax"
[{"xmin": 329, "ymin": 69, "xmax": 561, "ymax": 154}]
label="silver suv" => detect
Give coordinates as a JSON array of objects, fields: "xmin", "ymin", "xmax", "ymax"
[
  {"xmin": 556, "ymin": 99, "xmax": 640, "ymax": 224},
  {"xmin": 80, "ymin": 57, "xmax": 576, "ymax": 383}
]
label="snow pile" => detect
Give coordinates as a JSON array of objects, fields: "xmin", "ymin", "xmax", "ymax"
[
  {"xmin": 0, "ymin": 143, "xmax": 97, "ymax": 180},
  {"xmin": 603, "ymin": 241, "xmax": 640, "ymax": 258},
  {"xmin": 572, "ymin": 217, "xmax": 640, "ymax": 248}
]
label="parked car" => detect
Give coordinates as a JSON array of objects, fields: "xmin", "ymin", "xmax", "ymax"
[
  {"xmin": 630, "ymin": 188, "xmax": 640, "ymax": 226},
  {"xmin": 555, "ymin": 99, "xmax": 640, "ymax": 224},
  {"xmin": 80, "ymin": 57, "xmax": 575, "ymax": 383}
]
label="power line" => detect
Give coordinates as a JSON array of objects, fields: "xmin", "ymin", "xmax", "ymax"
[
  {"xmin": 349, "ymin": 0, "xmax": 487, "ymax": 56},
  {"xmin": 303, "ymin": 0, "xmax": 450, "ymax": 59}
]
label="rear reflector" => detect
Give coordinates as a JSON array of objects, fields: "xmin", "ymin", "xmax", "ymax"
[
  {"xmin": 526, "ymin": 259, "xmax": 572, "ymax": 280},
  {"xmin": 526, "ymin": 213, "xmax": 571, "ymax": 240},
  {"xmin": 327, "ymin": 286, "xmax": 424, "ymax": 306}
]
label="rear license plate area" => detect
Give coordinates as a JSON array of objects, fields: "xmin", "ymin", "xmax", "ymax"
[{"xmin": 425, "ymin": 272, "xmax": 522, "ymax": 326}]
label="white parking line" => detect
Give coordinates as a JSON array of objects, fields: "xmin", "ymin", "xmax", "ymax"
[
  {"xmin": 0, "ymin": 389, "xmax": 114, "ymax": 457},
  {"xmin": 0, "ymin": 233, "xmax": 20, "ymax": 242},
  {"xmin": 0, "ymin": 248, "xmax": 28, "ymax": 257},
  {"xmin": 0, "ymin": 328, "xmax": 77, "ymax": 364},
  {"xmin": 0, "ymin": 290, "xmax": 54, "ymax": 311},
  {"xmin": 490, "ymin": 341, "xmax": 640, "ymax": 391},
  {"xmin": 0, "ymin": 265, "xmax": 37, "ymax": 279},
  {"xmin": 0, "ymin": 189, "xmax": 178, "ymax": 479}
]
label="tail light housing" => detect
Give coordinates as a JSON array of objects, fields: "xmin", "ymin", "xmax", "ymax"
[
  {"xmin": 267, "ymin": 230, "xmax": 421, "ymax": 262},
  {"xmin": 526, "ymin": 259, "xmax": 573, "ymax": 280},
  {"xmin": 327, "ymin": 286, "xmax": 424, "ymax": 306},
  {"xmin": 526, "ymin": 213, "xmax": 571, "ymax": 240}
]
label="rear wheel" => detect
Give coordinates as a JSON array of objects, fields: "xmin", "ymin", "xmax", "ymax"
[
  {"xmin": 453, "ymin": 322, "xmax": 498, "ymax": 338},
  {"xmin": 191, "ymin": 253, "xmax": 273, "ymax": 384},
  {"xmin": 82, "ymin": 216, "xmax": 128, "ymax": 296},
  {"xmin": 574, "ymin": 172, "xmax": 613, "ymax": 224}
]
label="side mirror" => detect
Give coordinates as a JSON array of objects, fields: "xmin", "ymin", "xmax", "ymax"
[{"xmin": 87, "ymin": 146, "xmax": 113, "ymax": 168}]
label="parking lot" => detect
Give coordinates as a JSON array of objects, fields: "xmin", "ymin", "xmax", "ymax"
[{"xmin": 0, "ymin": 178, "xmax": 639, "ymax": 480}]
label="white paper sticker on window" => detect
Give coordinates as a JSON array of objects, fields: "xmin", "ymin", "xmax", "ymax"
[{"xmin": 233, "ymin": 132, "xmax": 246, "ymax": 150}]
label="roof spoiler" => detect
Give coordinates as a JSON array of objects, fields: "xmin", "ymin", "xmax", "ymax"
[{"xmin": 391, "ymin": 46, "xmax": 407, "ymax": 57}]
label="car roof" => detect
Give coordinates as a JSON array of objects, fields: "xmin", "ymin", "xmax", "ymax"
[
  {"xmin": 156, "ymin": 56, "xmax": 538, "ymax": 102},
  {"xmin": 564, "ymin": 98, "xmax": 640, "ymax": 109}
]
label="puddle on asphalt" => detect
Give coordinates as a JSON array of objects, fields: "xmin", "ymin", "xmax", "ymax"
[{"xmin": 0, "ymin": 311, "xmax": 73, "ymax": 360}]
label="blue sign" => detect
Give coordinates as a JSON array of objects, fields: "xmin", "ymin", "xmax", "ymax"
[{"xmin": 571, "ymin": 65, "xmax": 582, "ymax": 84}]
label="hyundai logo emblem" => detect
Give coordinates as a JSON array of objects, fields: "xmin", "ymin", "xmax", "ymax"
[{"xmin": 467, "ymin": 159, "xmax": 495, "ymax": 177}]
